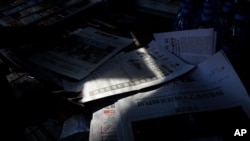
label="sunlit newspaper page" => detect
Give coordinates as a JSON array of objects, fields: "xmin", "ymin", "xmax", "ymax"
[
  {"xmin": 115, "ymin": 51, "xmax": 250, "ymax": 141},
  {"xmin": 79, "ymin": 47, "xmax": 195, "ymax": 103},
  {"xmin": 153, "ymin": 28, "xmax": 216, "ymax": 65},
  {"xmin": 89, "ymin": 104, "xmax": 119, "ymax": 141},
  {"xmin": 29, "ymin": 27, "xmax": 133, "ymax": 80}
]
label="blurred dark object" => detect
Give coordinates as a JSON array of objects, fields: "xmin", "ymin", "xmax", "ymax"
[{"xmin": 0, "ymin": 26, "xmax": 65, "ymax": 49}]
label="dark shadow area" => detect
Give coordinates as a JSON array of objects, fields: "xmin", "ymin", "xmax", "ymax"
[{"xmin": 131, "ymin": 107, "xmax": 250, "ymax": 141}]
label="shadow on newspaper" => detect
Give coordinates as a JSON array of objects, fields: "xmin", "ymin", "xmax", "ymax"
[{"xmin": 132, "ymin": 107, "xmax": 250, "ymax": 141}]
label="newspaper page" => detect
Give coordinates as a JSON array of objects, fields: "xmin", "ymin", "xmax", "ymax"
[
  {"xmin": 29, "ymin": 27, "xmax": 133, "ymax": 80},
  {"xmin": 153, "ymin": 28, "xmax": 217, "ymax": 65},
  {"xmin": 59, "ymin": 113, "xmax": 90, "ymax": 139},
  {"xmin": 79, "ymin": 47, "xmax": 195, "ymax": 103},
  {"xmin": 89, "ymin": 104, "xmax": 119, "ymax": 141},
  {"xmin": 115, "ymin": 51, "xmax": 250, "ymax": 141}
]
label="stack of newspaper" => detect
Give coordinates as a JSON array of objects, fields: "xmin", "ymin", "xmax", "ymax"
[
  {"xmin": 1, "ymin": 26, "xmax": 249, "ymax": 140},
  {"xmin": 89, "ymin": 50, "xmax": 250, "ymax": 141},
  {"xmin": 88, "ymin": 28, "xmax": 250, "ymax": 141},
  {"xmin": 66, "ymin": 28, "xmax": 217, "ymax": 103}
]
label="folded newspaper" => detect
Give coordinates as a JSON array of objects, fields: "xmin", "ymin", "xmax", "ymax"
[
  {"xmin": 89, "ymin": 50, "xmax": 250, "ymax": 141},
  {"xmin": 78, "ymin": 45, "xmax": 195, "ymax": 103},
  {"xmin": 29, "ymin": 27, "xmax": 133, "ymax": 80},
  {"xmin": 153, "ymin": 28, "xmax": 217, "ymax": 65}
]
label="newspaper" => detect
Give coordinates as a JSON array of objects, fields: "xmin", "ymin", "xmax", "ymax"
[
  {"xmin": 115, "ymin": 51, "xmax": 250, "ymax": 141},
  {"xmin": 59, "ymin": 113, "xmax": 90, "ymax": 139},
  {"xmin": 89, "ymin": 104, "xmax": 119, "ymax": 141},
  {"xmin": 135, "ymin": 0, "xmax": 181, "ymax": 17},
  {"xmin": 153, "ymin": 28, "xmax": 217, "ymax": 65},
  {"xmin": 61, "ymin": 28, "xmax": 216, "ymax": 92},
  {"xmin": 29, "ymin": 27, "xmax": 133, "ymax": 80},
  {"xmin": 89, "ymin": 51, "xmax": 250, "ymax": 141},
  {"xmin": 78, "ymin": 46, "xmax": 195, "ymax": 103}
]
